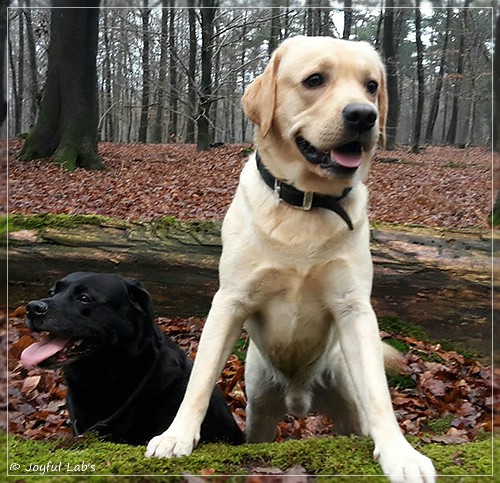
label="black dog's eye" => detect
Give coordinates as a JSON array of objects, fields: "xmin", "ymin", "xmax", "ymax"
[
  {"xmin": 77, "ymin": 294, "xmax": 92, "ymax": 304},
  {"xmin": 48, "ymin": 289, "xmax": 55, "ymax": 297},
  {"xmin": 303, "ymin": 73, "xmax": 325, "ymax": 89},
  {"xmin": 367, "ymin": 80, "xmax": 378, "ymax": 94}
]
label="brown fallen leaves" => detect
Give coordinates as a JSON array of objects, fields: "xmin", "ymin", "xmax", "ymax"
[
  {"xmin": 6, "ymin": 139, "xmax": 491, "ymax": 229},
  {"xmin": 7, "ymin": 310, "xmax": 494, "ymax": 445}
]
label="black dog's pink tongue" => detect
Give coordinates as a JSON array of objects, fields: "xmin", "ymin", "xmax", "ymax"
[{"xmin": 20, "ymin": 335, "xmax": 70, "ymax": 367}]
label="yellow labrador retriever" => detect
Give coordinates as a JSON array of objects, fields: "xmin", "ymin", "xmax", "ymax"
[{"xmin": 147, "ymin": 36, "xmax": 436, "ymax": 482}]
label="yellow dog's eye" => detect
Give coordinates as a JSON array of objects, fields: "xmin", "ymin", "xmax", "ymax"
[
  {"xmin": 367, "ymin": 80, "xmax": 378, "ymax": 94},
  {"xmin": 303, "ymin": 73, "xmax": 324, "ymax": 89}
]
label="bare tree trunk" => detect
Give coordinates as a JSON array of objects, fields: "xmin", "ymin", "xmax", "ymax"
[
  {"xmin": 382, "ymin": 1, "xmax": 399, "ymax": 150},
  {"xmin": 185, "ymin": 1, "xmax": 196, "ymax": 144},
  {"xmin": 424, "ymin": 5, "xmax": 451, "ymax": 143},
  {"xmin": 441, "ymin": 88, "xmax": 449, "ymax": 143},
  {"xmin": 102, "ymin": 10, "xmax": 113, "ymax": 141},
  {"xmin": 410, "ymin": 0, "xmax": 424, "ymax": 153},
  {"xmin": 0, "ymin": 0, "xmax": 6, "ymax": 127},
  {"xmin": 493, "ymin": 10, "xmax": 500, "ymax": 226},
  {"xmin": 151, "ymin": 3, "xmax": 168, "ymax": 144},
  {"xmin": 343, "ymin": 0, "xmax": 353, "ymax": 39},
  {"xmin": 240, "ymin": 16, "xmax": 247, "ymax": 143},
  {"xmin": 138, "ymin": 3, "xmax": 151, "ymax": 144},
  {"xmin": 447, "ymin": 3, "xmax": 472, "ymax": 145},
  {"xmin": 18, "ymin": 4, "xmax": 103, "ymax": 170},
  {"xmin": 374, "ymin": 8, "xmax": 383, "ymax": 47},
  {"xmin": 16, "ymin": 9, "xmax": 24, "ymax": 134},
  {"xmin": 24, "ymin": 2, "xmax": 39, "ymax": 125},
  {"xmin": 167, "ymin": 0, "xmax": 178, "ymax": 142},
  {"xmin": 494, "ymin": 11, "xmax": 500, "ymax": 152},
  {"xmin": 8, "ymin": 37, "xmax": 18, "ymax": 131},
  {"xmin": 305, "ymin": 0, "xmax": 319, "ymax": 36},
  {"xmin": 465, "ymin": 81, "xmax": 476, "ymax": 148},
  {"xmin": 197, "ymin": 0, "xmax": 217, "ymax": 151},
  {"xmin": 269, "ymin": 1, "xmax": 281, "ymax": 56}
]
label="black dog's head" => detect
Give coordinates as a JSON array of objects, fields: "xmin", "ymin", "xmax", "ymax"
[{"xmin": 21, "ymin": 272, "xmax": 155, "ymax": 369}]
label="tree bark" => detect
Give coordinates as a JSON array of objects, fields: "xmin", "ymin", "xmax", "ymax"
[
  {"xmin": 447, "ymin": 3, "xmax": 472, "ymax": 145},
  {"xmin": 151, "ymin": 3, "xmax": 168, "ymax": 144},
  {"xmin": 269, "ymin": 1, "xmax": 281, "ymax": 56},
  {"xmin": 102, "ymin": 10, "xmax": 114, "ymax": 141},
  {"xmin": 197, "ymin": 0, "xmax": 217, "ymax": 151},
  {"xmin": 0, "ymin": 0, "xmax": 7, "ymax": 127},
  {"xmin": 18, "ymin": 5, "xmax": 103, "ymax": 170},
  {"xmin": 424, "ymin": 6, "xmax": 451, "ymax": 143},
  {"xmin": 494, "ymin": 11, "xmax": 500, "ymax": 152},
  {"xmin": 167, "ymin": 0, "xmax": 178, "ymax": 142},
  {"xmin": 8, "ymin": 37, "xmax": 19, "ymax": 130},
  {"xmin": 343, "ymin": 0, "xmax": 353, "ymax": 39},
  {"xmin": 16, "ymin": 9, "xmax": 24, "ymax": 135},
  {"xmin": 138, "ymin": 4, "xmax": 151, "ymax": 144},
  {"xmin": 240, "ymin": 16, "xmax": 247, "ymax": 143},
  {"xmin": 382, "ymin": 1, "xmax": 400, "ymax": 150},
  {"xmin": 24, "ymin": 2, "xmax": 39, "ymax": 124},
  {"xmin": 410, "ymin": 1, "xmax": 424, "ymax": 153},
  {"xmin": 492, "ymin": 11, "xmax": 500, "ymax": 226},
  {"xmin": 185, "ymin": 1, "xmax": 197, "ymax": 144}
]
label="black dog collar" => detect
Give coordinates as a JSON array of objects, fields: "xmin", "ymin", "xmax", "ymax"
[{"xmin": 255, "ymin": 152, "xmax": 354, "ymax": 230}]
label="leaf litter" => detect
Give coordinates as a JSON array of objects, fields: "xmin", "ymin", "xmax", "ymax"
[
  {"xmin": 6, "ymin": 309, "xmax": 494, "ymax": 445},
  {"xmin": 6, "ymin": 140, "xmax": 491, "ymax": 229}
]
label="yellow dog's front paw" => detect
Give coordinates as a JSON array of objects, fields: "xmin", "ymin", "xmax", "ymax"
[
  {"xmin": 375, "ymin": 444, "xmax": 436, "ymax": 483},
  {"xmin": 145, "ymin": 430, "xmax": 199, "ymax": 459}
]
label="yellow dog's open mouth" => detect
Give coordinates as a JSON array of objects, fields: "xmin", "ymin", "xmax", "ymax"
[{"xmin": 296, "ymin": 136, "xmax": 364, "ymax": 172}]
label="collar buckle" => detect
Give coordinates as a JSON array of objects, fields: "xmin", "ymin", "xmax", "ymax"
[
  {"xmin": 274, "ymin": 178, "xmax": 282, "ymax": 197},
  {"xmin": 301, "ymin": 191, "xmax": 313, "ymax": 210}
]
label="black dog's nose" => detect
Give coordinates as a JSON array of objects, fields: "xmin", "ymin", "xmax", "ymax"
[
  {"xmin": 343, "ymin": 103, "xmax": 377, "ymax": 132},
  {"xmin": 26, "ymin": 300, "xmax": 48, "ymax": 316}
]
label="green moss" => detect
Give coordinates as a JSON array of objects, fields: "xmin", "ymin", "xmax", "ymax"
[
  {"xmin": 413, "ymin": 349, "xmax": 446, "ymax": 364},
  {"xmin": 378, "ymin": 315, "xmax": 429, "ymax": 342},
  {"xmin": 54, "ymin": 145, "xmax": 78, "ymax": 170},
  {"xmin": 439, "ymin": 340, "xmax": 479, "ymax": 360},
  {"xmin": 422, "ymin": 436, "xmax": 494, "ymax": 476},
  {"xmin": 3, "ymin": 214, "xmax": 117, "ymax": 237},
  {"xmin": 387, "ymin": 373, "xmax": 417, "ymax": 390},
  {"xmin": 0, "ymin": 216, "xmax": 8, "ymax": 239},
  {"xmin": 53, "ymin": 144, "xmax": 105, "ymax": 171},
  {"xmin": 488, "ymin": 212, "xmax": 500, "ymax": 227},
  {"xmin": 241, "ymin": 146, "xmax": 255, "ymax": 157},
  {"xmin": 233, "ymin": 337, "xmax": 249, "ymax": 362},
  {"xmin": 156, "ymin": 217, "xmax": 221, "ymax": 234},
  {"xmin": 384, "ymin": 337, "xmax": 410, "ymax": 354},
  {"xmin": 426, "ymin": 414, "xmax": 454, "ymax": 434},
  {"xmin": 5, "ymin": 431, "xmax": 495, "ymax": 478}
]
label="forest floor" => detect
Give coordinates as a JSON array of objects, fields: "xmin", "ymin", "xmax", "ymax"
[
  {"xmin": 3, "ymin": 139, "xmax": 497, "ymax": 478},
  {"xmin": 5, "ymin": 138, "xmax": 492, "ymax": 228}
]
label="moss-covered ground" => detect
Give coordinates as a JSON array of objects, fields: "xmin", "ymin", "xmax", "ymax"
[{"xmin": 3, "ymin": 431, "xmax": 496, "ymax": 481}]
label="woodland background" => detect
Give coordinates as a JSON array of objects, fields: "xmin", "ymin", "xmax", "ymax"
[{"xmin": 5, "ymin": 2, "xmax": 493, "ymax": 155}]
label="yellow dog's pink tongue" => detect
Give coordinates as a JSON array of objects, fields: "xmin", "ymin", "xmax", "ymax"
[
  {"xmin": 331, "ymin": 149, "xmax": 363, "ymax": 168},
  {"xmin": 20, "ymin": 335, "xmax": 70, "ymax": 367}
]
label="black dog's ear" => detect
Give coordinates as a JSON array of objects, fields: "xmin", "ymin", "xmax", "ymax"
[{"xmin": 126, "ymin": 279, "xmax": 155, "ymax": 322}]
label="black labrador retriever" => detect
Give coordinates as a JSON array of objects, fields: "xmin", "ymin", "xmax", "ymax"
[{"xmin": 20, "ymin": 272, "xmax": 244, "ymax": 446}]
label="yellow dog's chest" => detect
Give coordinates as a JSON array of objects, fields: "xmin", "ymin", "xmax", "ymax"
[{"xmin": 244, "ymin": 267, "xmax": 335, "ymax": 379}]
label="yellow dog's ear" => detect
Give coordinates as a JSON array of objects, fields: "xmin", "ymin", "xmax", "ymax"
[
  {"xmin": 242, "ymin": 50, "xmax": 281, "ymax": 138},
  {"xmin": 377, "ymin": 64, "xmax": 388, "ymax": 149}
]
